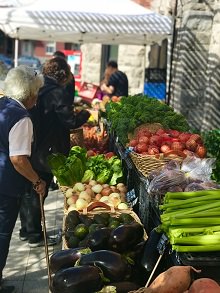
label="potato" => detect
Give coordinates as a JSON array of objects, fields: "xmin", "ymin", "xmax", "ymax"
[
  {"xmin": 148, "ymin": 266, "xmax": 201, "ymax": 293},
  {"xmin": 188, "ymin": 278, "xmax": 220, "ymax": 293}
]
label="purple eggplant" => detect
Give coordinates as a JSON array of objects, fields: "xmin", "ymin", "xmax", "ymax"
[
  {"xmin": 87, "ymin": 227, "xmax": 112, "ymax": 251},
  {"xmin": 78, "ymin": 250, "xmax": 131, "ymax": 282},
  {"xmin": 109, "ymin": 222, "xmax": 144, "ymax": 252},
  {"xmin": 49, "ymin": 247, "xmax": 91, "ymax": 273},
  {"xmin": 52, "ymin": 266, "xmax": 103, "ymax": 293}
]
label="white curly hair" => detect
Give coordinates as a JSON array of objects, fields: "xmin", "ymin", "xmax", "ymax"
[{"xmin": 3, "ymin": 65, "xmax": 43, "ymax": 102}]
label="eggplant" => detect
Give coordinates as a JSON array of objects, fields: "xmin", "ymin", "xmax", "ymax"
[
  {"xmin": 78, "ymin": 250, "xmax": 131, "ymax": 282},
  {"xmin": 87, "ymin": 227, "xmax": 112, "ymax": 251},
  {"xmin": 109, "ymin": 222, "xmax": 144, "ymax": 252},
  {"xmin": 49, "ymin": 247, "xmax": 91, "ymax": 273},
  {"xmin": 52, "ymin": 266, "xmax": 103, "ymax": 293},
  {"xmin": 109, "ymin": 281, "xmax": 140, "ymax": 293},
  {"xmin": 140, "ymin": 228, "xmax": 163, "ymax": 271}
]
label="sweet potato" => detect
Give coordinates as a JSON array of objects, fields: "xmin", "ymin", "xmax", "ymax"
[
  {"xmin": 188, "ymin": 278, "xmax": 220, "ymax": 293},
  {"xmin": 148, "ymin": 266, "xmax": 201, "ymax": 293}
]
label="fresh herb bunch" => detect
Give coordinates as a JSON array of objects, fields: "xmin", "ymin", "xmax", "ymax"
[
  {"xmin": 202, "ymin": 129, "xmax": 220, "ymax": 183},
  {"xmin": 105, "ymin": 94, "xmax": 190, "ymax": 144}
]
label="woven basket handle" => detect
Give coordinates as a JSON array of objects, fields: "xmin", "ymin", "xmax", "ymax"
[{"xmin": 83, "ymin": 201, "xmax": 115, "ymax": 214}]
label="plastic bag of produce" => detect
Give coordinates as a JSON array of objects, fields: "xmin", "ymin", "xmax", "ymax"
[
  {"xmin": 181, "ymin": 156, "xmax": 216, "ymax": 182},
  {"xmin": 147, "ymin": 169, "xmax": 187, "ymax": 197}
]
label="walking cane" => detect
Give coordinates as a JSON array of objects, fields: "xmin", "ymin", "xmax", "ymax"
[{"xmin": 39, "ymin": 194, "xmax": 52, "ymax": 293}]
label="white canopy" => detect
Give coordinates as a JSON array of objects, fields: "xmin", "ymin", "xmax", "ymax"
[{"xmin": 0, "ymin": 0, "xmax": 171, "ymax": 45}]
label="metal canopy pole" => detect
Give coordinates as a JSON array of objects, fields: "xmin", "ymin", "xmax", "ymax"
[
  {"xmin": 14, "ymin": 28, "xmax": 19, "ymax": 67},
  {"xmin": 166, "ymin": 0, "xmax": 178, "ymax": 105}
]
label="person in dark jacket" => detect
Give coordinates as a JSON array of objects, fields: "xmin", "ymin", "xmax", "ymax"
[
  {"xmin": 0, "ymin": 65, "xmax": 45, "ymax": 293},
  {"xmin": 52, "ymin": 50, "xmax": 75, "ymax": 103},
  {"xmin": 19, "ymin": 57, "xmax": 90, "ymax": 247},
  {"xmin": 101, "ymin": 60, "xmax": 129, "ymax": 98}
]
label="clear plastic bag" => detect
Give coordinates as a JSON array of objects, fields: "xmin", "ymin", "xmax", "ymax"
[
  {"xmin": 181, "ymin": 156, "xmax": 216, "ymax": 182},
  {"xmin": 147, "ymin": 157, "xmax": 217, "ymax": 197}
]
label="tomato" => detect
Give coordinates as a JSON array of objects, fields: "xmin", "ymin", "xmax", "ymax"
[
  {"xmin": 105, "ymin": 152, "xmax": 115, "ymax": 159},
  {"xmin": 169, "ymin": 129, "xmax": 180, "ymax": 138},
  {"xmin": 156, "ymin": 129, "xmax": 166, "ymax": 136},
  {"xmin": 149, "ymin": 135, "xmax": 162, "ymax": 146},
  {"xmin": 129, "ymin": 139, "xmax": 138, "ymax": 147},
  {"xmin": 136, "ymin": 143, "xmax": 148, "ymax": 153},
  {"xmin": 138, "ymin": 136, "xmax": 149, "ymax": 144},
  {"xmin": 87, "ymin": 150, "xmax": 96, "ymax": 157},
  {"xmin": 148, "ymin": 146, "xmax": 159, "ymax": 155},
  {"xmin": 160, "ymin": 144, "xmax": 171, "ymax": 153}
]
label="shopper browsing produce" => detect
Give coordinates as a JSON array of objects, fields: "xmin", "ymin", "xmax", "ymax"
[
  {"xmin": 0, "ymin": 66, "xmax": 45, "ymax": 293},
  {"xmin": 19, "ymin": 57, "xmax": 90, "ymax": 248},
  {"xmin": 101, "ymin": 60, "xmax": 129, "ymax": 98}
]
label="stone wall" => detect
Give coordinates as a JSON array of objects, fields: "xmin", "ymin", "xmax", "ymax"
[
  {"xmin": 80, "ymin": 43, "xmax": 102, "ymax": 85},
  {"xmin": 170, "ymin": 0, "xmax": 220, "ymax": 131},
  {"xmin": 80, "ymin": 43, "xmax": 147, "ymax": 94}
]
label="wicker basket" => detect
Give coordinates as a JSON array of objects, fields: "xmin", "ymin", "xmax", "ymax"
[
  {"xmin": 130, "ymin": 151, "xmax": 184, "ymax": 177},
  {"xmin": 70, "ymin": 128, "xmax": 84, "ymax": 147},
  {"xmin": 62, "ymin": 202, "xmax": 147, "ymax": 249}
]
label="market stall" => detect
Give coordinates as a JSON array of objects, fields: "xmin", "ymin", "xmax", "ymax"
[{"xmin": 45, "ymin": 94, "xmax": 220, "ymax": 293}]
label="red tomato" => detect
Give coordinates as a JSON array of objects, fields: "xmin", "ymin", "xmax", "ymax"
[
  {"xmin": 156, "ymin": 129, "xmax": 166, "ymax": 136},
  {"xmin": 129, "ymin": 139, "xmax": 138, "ymax": 147},
  {"xmin": 136, "ymin": 143, "xmax": 148, "ymax": 153},
  {"xmin": 149, "ymin": 135, "xmax": 162, "ymax": 146},
  {"xmin": 148, "ymin": 146, "xmax": 159, "ymax": 155},
  {"xmin": 160, "ymin": 144, "xmax": 171, "ymax": 153},
  {"xmin": 138, "ymin": 136, "xmax": 149, "ymax": 144},
  {"xmin": 105, "ymin": 152, "xmax": 115, "ymax": 159},
  {"xmin": 87, "ymin": 150, "xmax": 96, "ymax": 157}
]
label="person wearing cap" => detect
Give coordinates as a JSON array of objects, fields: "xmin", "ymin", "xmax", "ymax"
[
  {"xmin": 101, "ymin": 60, "xmax": 129, "ymax": 98},
  {"xmin": 19, "ymin": 57, "xmax": 90, "ymax": 248},
  {"xmin": 0, "ymin": 65, "xmax": 45, "ymax": 293}
]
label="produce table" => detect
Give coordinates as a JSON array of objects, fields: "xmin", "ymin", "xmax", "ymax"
[{"xmin": 107, "ymin": 128, "xmax": 220, "ymax": 284}]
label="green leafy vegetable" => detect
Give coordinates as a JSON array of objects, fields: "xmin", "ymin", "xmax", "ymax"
[
  {"xmin": 106, "ymin": 94, "xmax": 190, "ymax": 144},
  {"xmin": 202, "ymin": 129, "xmax": 220, "ymax": 183},
  {"xmin": 81, "ymin": 170, "xmax": 95, "ymax": 183},
  {"xmin": 47, "ymin": 153, "xmax": 66, "ymax": 170}
]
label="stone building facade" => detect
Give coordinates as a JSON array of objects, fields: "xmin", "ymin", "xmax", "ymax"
[
  {"xmin": 169, "ymin": 0, "xmax": 220, "ymax": 131},
  {"xmin": 81, "ymin": 0, "xmax": 172, "ymax": 95},
  {"xmin": 82, "ymin": 0, "xmax": 220, "ymax": 131}
]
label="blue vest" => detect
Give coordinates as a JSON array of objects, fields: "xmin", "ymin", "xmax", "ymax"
[{"xmin": 0, "ymin": 97, "xmax": 30, "ymax": 197}]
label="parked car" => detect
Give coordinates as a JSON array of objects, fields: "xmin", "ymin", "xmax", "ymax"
[
  {"xmin": 0, "ymin": 54, "xmax": 13, "ymax": 69},
  {"xmin": 17, "ymin": 55, "xmax": 41, "ymax": 71}
]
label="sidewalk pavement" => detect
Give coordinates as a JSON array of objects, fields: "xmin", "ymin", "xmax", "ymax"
[{"xmin": 3, "ymin": 189, "xmax": 64, "ymax": 293}]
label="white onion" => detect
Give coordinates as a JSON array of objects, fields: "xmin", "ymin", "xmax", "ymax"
[
  {"xmin": 117, "ymin": 202, "xmax": 129, "ymax": 210},
  {"xmin": 89, "ymin": 180, "xmax": 97, "ymax": 186},
  {"xmin": 92, "ymin": 184, "xmax": 103, "ymax": 194},
  {"xmin": 65, "ymin": 188, "xmax": 74, "ymax": 198},
  {"xmin": 67, "ymin": 195, "xmax": 78, "ymax": 206},
  {"xmin": 76, "ymin": 198, "xmax": 88, "ymax": 210},
  {"xmin": 73, "ymin": 182, "xmax": 85, "ymax": 192},
  {"xmin": 68, "ymin": 204, "xmax": 77, "ymax": 212},
  {"xmin": 79, "ymin": 191, "xmax": 92, "ymax": 203}
]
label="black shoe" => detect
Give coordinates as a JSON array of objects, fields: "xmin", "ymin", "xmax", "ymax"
[
  {"xmin": 28, "ymin": 236, "xmax": 57, "ymax": 248},
  {"xmin": 0, "ymin": 285, "xmax": 15, "ymax": 293},
  {"xmin": 19, "ymin": 231, "xmax": 28, "ymax": 241}
]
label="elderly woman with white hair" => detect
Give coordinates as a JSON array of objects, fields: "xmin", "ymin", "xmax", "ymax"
[{"xmin": 0, "ymin": 65, "xmax": 45, "ymax": 293}]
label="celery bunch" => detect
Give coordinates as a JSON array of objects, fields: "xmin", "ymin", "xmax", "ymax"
[{"xmin": 159, "ymin": 189, "xmax": 220, "ymax": 252}]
